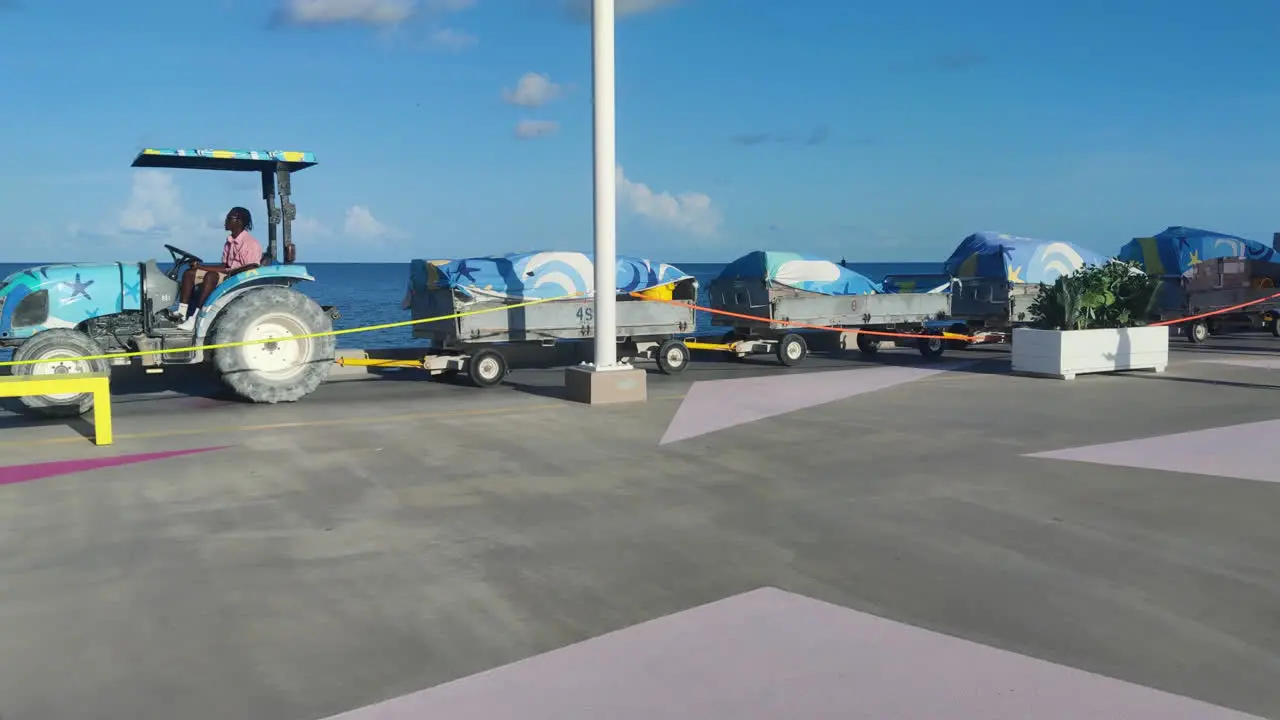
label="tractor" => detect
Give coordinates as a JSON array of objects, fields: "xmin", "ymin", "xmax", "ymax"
[{"xmin": 0, "ymin": 147, "xmax": 339, "ymax": 417}]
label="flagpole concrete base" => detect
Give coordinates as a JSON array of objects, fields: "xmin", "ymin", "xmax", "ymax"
[{"xmin": 564, "ymin": 364, "xmax": 648, "ymax": 405}]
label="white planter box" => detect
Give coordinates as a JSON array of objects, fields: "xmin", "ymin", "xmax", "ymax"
[{"xmin": 1011, "ymin": 326, "xmax": 1169, "ymax": 380}]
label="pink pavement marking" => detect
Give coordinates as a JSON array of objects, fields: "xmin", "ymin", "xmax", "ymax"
[
  {"xmin": 0, "ymin": 446, "xmax": 229, "ymax": 486},
  {"xmin": 318, "ymin": 587, "xmax": 1261, "ymax": 720},
  {"xmin": 1026, "ymin": 419, "xmax": 1280, "ymax": 483},
  {"xmin": 660, "ymin": 363, "xmax": 969, "ymax": 445}
]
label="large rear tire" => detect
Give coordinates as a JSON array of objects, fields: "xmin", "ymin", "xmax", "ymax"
[
  {"xmin": 208, "ymin": 286, "xmax": 335, "ymax": 404},
  {"xmin": 7, "ymin": 328, "xmax": 110, "ymax": 417}
]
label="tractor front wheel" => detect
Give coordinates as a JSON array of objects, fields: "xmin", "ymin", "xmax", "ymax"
[
  {"xmin": 7, "ymin": 328, "xmax": 110, "ymax": 417},
  {"xmin": 208, "ymin": 287, "xmax": 336, "ymax": 404}
]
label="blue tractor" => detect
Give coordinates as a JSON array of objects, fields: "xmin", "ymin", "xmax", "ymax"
[{"xmin": 0, "ymin": 147, "xmax": 339, "ymax": 417}]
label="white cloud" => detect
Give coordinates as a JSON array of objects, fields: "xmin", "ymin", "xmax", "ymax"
[
  {"xmin": 423, "ymin": 0, "xmax": 475, "ymax": 10},
  {"xmin": 344, "ymin": 205, "xmax": 389, "ymax": 239},
  {"xmin": 616, "ymin": 165, "xmax": 720, "ymax": 237},
  {"xmin": 282, "ymin": 0, "xmax": 416, "ymax": 25},
  {"xmin": 293, "ymin": 216, "xmax": 334, "ymax": 238},
  {"xmin": 515, "ymin": 119, "xmax": 559, "ymax": 139},
  {"xmin": 427, "ymin": 26, "xmax": 477, "ymax": 49},
  {"xmin": 563, "ymin": 0, "xmax": 683, "ymax": 19},
  {"xmin": 502, "ymin": 73, "xmax": 565, "ymax": 107},
  {"xmin": 61, "ymin": 170, "xmax": 215, "ymax": 255},
  {"xmin": 117, "ymin": 170, "xmax": 188, "ymax": 234},
  {"xmin": 614, "ymin": 0, "xmax": 682, "ymax": 15}
]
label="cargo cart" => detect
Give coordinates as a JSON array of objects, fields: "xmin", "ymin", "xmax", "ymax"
[
  {"xmin": 703, "ymin": 252, "xmax": 953, "ymax": 365},
  {"xmin": 942, "ymin": 231, "xmax": 1110, "ymax": 342},
  {"xmin": 1177, "ymin": 257, "xmax": 1280, "ymax": 344},
  {"xmin": 341, "ymin": 253, "xmax": 699, "ymax": 387}
]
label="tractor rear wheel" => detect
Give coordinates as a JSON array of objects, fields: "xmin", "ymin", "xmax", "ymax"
[
  {"xmin": 7, "ymin": 328, "xmax": 110, "ymax": 417},
  {"xmin": 208, "ymin": 287, "xmax": 335, "ymax": 404}
]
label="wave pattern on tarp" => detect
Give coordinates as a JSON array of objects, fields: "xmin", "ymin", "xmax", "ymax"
[
  {"xmin": 715, "ymin": 251, "xmax": 881, "ymax": 295},
  {"xmin": 944, "ymin": 231, "xmax": 1108, "ymax": 284},
  {"xmin": 409, "ymin": 251, "xmax": 692, "ymax": 301},
  {"xmin": 1118, "ymin": 226, "xmax": 1278, "ymax": 276}
]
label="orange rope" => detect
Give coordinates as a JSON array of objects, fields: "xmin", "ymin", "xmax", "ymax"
[
  {"xmin": 632, "ymin": 287, "xmax": 1280, "ymax": 339},
  {"xmin": 1149, "ymin": 290, "xmax": 1280, "ymax": 327}
]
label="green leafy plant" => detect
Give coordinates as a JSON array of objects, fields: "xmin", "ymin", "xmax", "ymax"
[{"xmin": 1028, "ymin": 261, "xmax": 1162, "ymax": 330}]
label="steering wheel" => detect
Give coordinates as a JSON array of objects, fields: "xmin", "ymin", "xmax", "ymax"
[{"xmin": 164, "ymin": 244, "xmax": 204, "ymax": 281}]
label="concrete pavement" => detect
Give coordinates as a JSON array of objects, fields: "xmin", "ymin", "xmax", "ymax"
[{"xmin": 0, "ymin": 335, "xmax": 1277, "ymax": 719}]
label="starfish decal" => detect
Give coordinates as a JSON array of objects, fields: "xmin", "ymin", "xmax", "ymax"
[
  {"xmin": 1007, "ymin": 265, "xmax": 1024, "ymax": 283},
  {"xmin": 454, "ymin": 260, "xmax": 477, "ymax": 283},
  {"xmin": 1188, "ymin": 250, "xmax": 1201, "ymax": 265},
  {"xmin": 123, "ymin": 280, "xmax": 140, "ymax": 302},
  {"xmin": 63, "ymin": 273, "xmax": 94, "ymax": 301}
]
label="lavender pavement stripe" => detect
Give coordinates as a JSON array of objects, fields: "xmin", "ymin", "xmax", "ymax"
[
  {"xmin": 1196, "ymin": 358, "xmax": 1280, "ymax": 370},
  {"xmin": 660, "ymin": 363, "xmax": 969, "ymax": 445},
  {"xmin": 1026, "ymin": 419, "xmax": 1280, "ymax": 483},
  {"xmin": 0, "ymin": 446, "xmax": 230, "ymax": 486},
  {"xmin": 318, "ymin": 587, "xmax": 1261, "ymax": 720}
]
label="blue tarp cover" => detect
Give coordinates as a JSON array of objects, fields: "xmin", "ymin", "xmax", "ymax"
[
  {"xmin": 409, "ymin": 251, "xmax": 692, "ymax": 301},
  {"xmin": 715, "ymin": 251, "xmax": 881, "ymax": 295},
  {"xmin": 1118, "ymin": 226, "xmax": 1279, "ymax": 276},
  {"xmin": 944, "ymin": 231, "xmax": 1109, "ymax": 284}
]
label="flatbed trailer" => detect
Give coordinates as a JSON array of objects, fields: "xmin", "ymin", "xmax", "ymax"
[
  {"xmin": 1172, "ymin": 258, "xmax": 1280, "ymax": 343},
  {"xmin": 342, "ymin": 276, "xmax": 700, "ymax": 387},
  {"xmin": 705, "ymin": 277, "xmax": 954, "ymax": 364},
  {"xmin": 945, "ymin": 277, "xmax": 1039, "ymax": 339}
]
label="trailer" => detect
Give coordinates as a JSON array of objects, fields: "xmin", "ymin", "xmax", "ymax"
[
  {"xmin": 879, "ymin": 273, "xmax": 1005, "ymax": 349},
  {"xmin": 942, "ymin": 231, "xmax": 1110, "ymax": 341},
  {"xmin": 1177, "ymin": 257, "xmax": 1280, "ymax": 343},
  {"xmin": 340, "ymin": 252, "xmax": 699, "ymax": 387},
  {"xmin": 1118, "ymin": 227, "xmax": 1280, "ymax": 343},
  {"xmin": 704, "ymin": 251, "xmax": 954, "ymax": 364},
  {"xmin": 948, "ymin": 277, "xmax": 1041, "ymax": 334}
]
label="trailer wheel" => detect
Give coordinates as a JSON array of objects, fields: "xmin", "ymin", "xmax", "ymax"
[
  {"xmin": 6, "ymin": 328, "xmax": 110, "ymax": 417},
  {"xmin": 656, "ymin": 339, "xmax": 690, "ymax": 375},
  {"xmin": 1270, "ymin": 318, "xmax": 1280, "ymax": 338},
  {"xmin": 1188, "ymin": 320, "xmax": 1209, "ymax": 344},
  {"xmin": 855, "ymin": 332, "xmax": 881, "ymax": 356},
  {"xmin": 917, "ymin": 332, "xmax": 946, "ymax": 361},
  {"xmin": 468, "ymin": 348, "xmax": 508, "ymax": 388},
  {"xmin": 777, "ymin": 333, "xmax": 808, "ymax": 366}
]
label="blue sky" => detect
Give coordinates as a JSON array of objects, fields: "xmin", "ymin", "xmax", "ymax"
[{"xmin": 2, "ymin": 0, "xmax": 1279, "ymax": 264}]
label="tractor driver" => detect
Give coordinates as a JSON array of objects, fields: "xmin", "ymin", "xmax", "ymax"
[{"xmin": 176, "ymin": 206, "xmax": 264, "ymax": 320}]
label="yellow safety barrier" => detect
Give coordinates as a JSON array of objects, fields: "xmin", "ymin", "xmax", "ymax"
[
  {"xmin": 0, "ymin": 291, "xmax": 585, "ymax": 368},
  {"xmin": 0, "ymin": 372, "xmax": 112, "ymax": 445}
]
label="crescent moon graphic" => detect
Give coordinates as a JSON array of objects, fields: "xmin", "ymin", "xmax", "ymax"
[
  {"xmin": 531, "ymin": 271, "xmax": 576, "ymax": 296},
  {"xmin": 1212, "ymin": 238, "xmax": 1244, "ymax": 257}
]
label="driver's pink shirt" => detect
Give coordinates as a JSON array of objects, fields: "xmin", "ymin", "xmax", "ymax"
[{"xmin": 223, "ymin": 230, "xmax": 264, "ymax": 270}]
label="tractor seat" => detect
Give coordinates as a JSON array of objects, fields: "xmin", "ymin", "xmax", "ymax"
[{"xmin": 222, "ymin": 249, "xmax": 279, "ymax": 279}]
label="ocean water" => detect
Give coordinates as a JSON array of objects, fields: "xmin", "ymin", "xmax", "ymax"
[{"xmin": 0, "ymin": 260, "xmax": 942, "ymax": 359}]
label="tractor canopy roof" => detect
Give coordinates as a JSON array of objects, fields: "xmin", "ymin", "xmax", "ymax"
[{"xmin": 131, "ymin": 147, "xmax": 317, "ymax": 173}]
